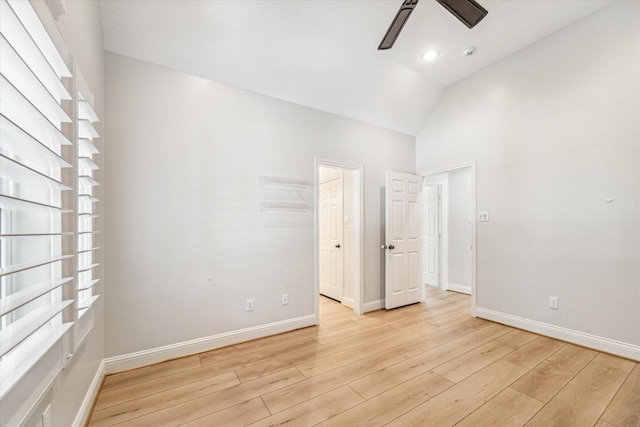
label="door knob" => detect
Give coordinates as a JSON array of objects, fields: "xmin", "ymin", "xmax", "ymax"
[
  {"xmin": 388, "ymin": 245, "xmax": 395, "ymax": 250},
  {"xmin": 335, "ymin": 244, "xmax": 341, "ymax": 248}
]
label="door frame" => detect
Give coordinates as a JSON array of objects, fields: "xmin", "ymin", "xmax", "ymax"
[
  {"xmin": 419, "ymin": 161, "xmax": 477, "ymax": 317},
  {"xmin": 314, "ymin": 159, "xmax": 364, "ymax": 323}
]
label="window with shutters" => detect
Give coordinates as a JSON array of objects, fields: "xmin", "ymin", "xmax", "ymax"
[{"xmin": 0, "ymin": 0, "xmax": 101, "ymax": 413}]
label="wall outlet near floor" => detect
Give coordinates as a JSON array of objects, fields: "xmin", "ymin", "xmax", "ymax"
[
  {"xmin": 478, "ymin": 211, "xmax": 490, "ymax": 222},
  {"xmin": 281, "ymin": 294, "xmax": 289, "ymax": 305},
  {"xmin": 548, "ymin": 296, "xmax": 559, "ymax": 309},
  {"xmin": 246, "ymin": 299, "xmax": 254, "ymax": 311}
]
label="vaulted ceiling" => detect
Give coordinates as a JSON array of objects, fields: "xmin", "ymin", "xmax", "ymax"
[{"xmin": 100, "ymin": 0, "xmax": 612, "ymax": 135}]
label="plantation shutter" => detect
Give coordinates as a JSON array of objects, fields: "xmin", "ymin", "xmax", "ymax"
[{"xmin": 0, "ymin": 0, "xmax": 74, "ymax": 397}]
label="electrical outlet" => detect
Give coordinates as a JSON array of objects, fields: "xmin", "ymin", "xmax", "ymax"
[
  {"xmin": 478, "ymin": 211, "xmax": 490, "ymax": 222},
  {"xmin": 548, "ymin": 296, "xmax": 559, "ymax": 309},
  {"xmin": 282, "ymin": 294, "xmax": 289, "ymax": 305},
  {"xmin": 246, "ymin": 299, "xmax": 254, "ymax": 311}
]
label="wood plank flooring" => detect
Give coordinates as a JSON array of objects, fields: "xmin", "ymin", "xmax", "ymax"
[{"xmin": 88, "ymin": 288, "xmax": 639, "ymax": 426}]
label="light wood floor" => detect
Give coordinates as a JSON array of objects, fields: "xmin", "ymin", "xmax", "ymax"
[{"xmin": 88, "ymin": 288, "xmax": 639, "ymax": 426}]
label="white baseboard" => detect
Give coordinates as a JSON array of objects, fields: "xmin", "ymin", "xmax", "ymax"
[
  {"xmin": 363, "ymin": 299, "xmax": 384, "ymax": 313},
  {"xmin": 476, "ymin": 307, "xmax": 640, "ymax": 362},
  {"xmin": 104, "ymin": 315, "xmax": 316, "ymax": 374},
  {"xmin": 447, "ymin": 282, "xmax": 471, "ymax": 295},
  {"xmin": 341, "ymin": 296, "xmax": 355, "ymax": 310},
  {"xmin": 72, "ymin": 359, "xmax": 105, "ymax": 427}
]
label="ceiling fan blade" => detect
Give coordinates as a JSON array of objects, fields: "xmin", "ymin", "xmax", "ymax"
[
  {"xmin": 436, "ymin": 0, "xmax": 488, "ymax": 29},
  {"xmin": 378, "ymin": 0, "xmax": 419, "ymax": 50}
]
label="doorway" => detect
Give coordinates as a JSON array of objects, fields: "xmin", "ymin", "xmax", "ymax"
[
  {"xmin": 420, "ymin": 162, "xmax": 477, "ymax": 316},
  {"xmin": 315, "ymin": 160, "xmax": 363, "ymax": 321}
]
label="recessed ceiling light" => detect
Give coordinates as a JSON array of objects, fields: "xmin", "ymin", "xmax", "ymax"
[{"xmin": 422, "ymin": 49, "xmax": 440, "ymax": 61}]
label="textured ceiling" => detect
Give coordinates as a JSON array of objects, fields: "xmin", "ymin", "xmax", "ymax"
[{"xmin": 100, "ymin": 0, "xmax": 613, "ymax": 135}]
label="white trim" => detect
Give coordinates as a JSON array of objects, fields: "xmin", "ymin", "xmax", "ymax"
[
  {"xmin": 355, "ymin": 168, "xmax": 364, "ymax": 315},
  {"xmin": 314, "ymin": 159, "xmax": 365, "ymax": 316},
  {"xmin": 447, "ymin": 282, "xmax": 471, "ymax": 295},
  {"xmin": 6, "ymin": 330, "xmax": 70, "ymax": 427},
  {"xmin": 104, "ymin": 315, "xmax": 316, "ymax": 374},
  {"xmin": 420, "ymin": 161, "xmax": 477, "ymax": 177},
  {"xmin": 476, "ymin": 308, "xmax": 640, "ymax": 362},
  {"xmin": 419, "ymin": 161, "xmax": 477, "ymax": 317},
  {"xmin": 72, "ymin": 359, "xmax": 104, "ymax": 427},
  {"xmin": 45, "ymin": 0, "xmax": 66, "ymax": 21},
  {"xmin": 363, "ymin": 299, "xmax": 384, "ymax": 313},
  {"xmin": 341, "ymin": 296, "xmax": 355, "ymax": 310}
]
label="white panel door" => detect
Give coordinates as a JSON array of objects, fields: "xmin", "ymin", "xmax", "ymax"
[
  {"xmin": 424, "ymin": 186, "xmax": 440, "ymax": 287},
  {"xmin": 319, "ymin": 175, "xmax": 344, "ymax": 301},
  {"xmin": 385, "ymin": 171, "xmax": 423, "ymax": 309}
]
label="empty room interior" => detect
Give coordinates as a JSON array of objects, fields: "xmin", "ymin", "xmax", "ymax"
[{"xmin": 0, "ymin": 0, "xmax": 639, "ymax": 426}]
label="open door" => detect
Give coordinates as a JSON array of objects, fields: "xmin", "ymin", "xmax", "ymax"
[
  {"xmin": 319, "ymin": 169, "xmax": 344, "ymax": 301},
  {"xmin": 385, "ymin": 171, "xmax": 423, "ymax": 309}
]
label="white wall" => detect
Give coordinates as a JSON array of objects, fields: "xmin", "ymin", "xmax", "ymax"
[
  {"xmin": 416, "ymin": 1, "xmax": 640, "ymax": 356},
  {"xmin": 447, "ymin": 168, "xmax": 471, "ymax": 292},
  {"xmin": 104, "ymin": 53, "xmax": 414, "ymax": 359}
]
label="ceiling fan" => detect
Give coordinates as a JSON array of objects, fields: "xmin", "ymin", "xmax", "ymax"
[{"xmin": 378, "ymin": 0, "xmax": 488, "ymax": 50}]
